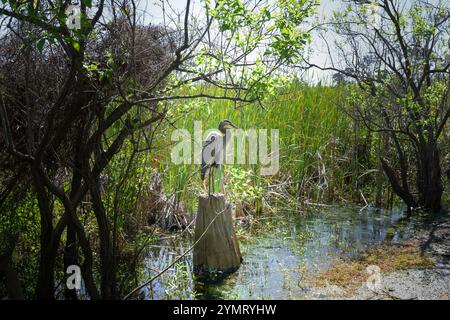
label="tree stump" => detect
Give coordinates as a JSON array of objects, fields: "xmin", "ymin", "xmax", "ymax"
[{"xmin": 193, "ymin": 194, "xmax": 242, "ymax": 282}]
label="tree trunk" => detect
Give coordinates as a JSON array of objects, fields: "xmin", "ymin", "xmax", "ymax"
[
  {"xmin": 417, "ymin": 143, "xmax": 443, "ymax": 211},
  {"xmin": 64, "ymin": 153, "xmax": 82, "ymax": 300},
  {"xmin": 36, "ymin": 239, "xmax": 56, "ymax": 299},
  {"xmin": 0, "ymin": 243, "xmax": 24, "ymax": 300},
  {"xmin": 88, "ymin": 176, "xmax": 116, "ymax": 299},
  {"xmin": 33, "ymin": 168, "xmax": 56, "ymax": 300},
  {"xmin": 380, "ymin": 158, "xmax": 417, "ymax": 210},
  {"xmin": 64, "ymin": 223, "xmax": 78, "ymax": 300},
  {"xmin": 193, "ymin": 194, "xmax": 242, "ymax": 282}
]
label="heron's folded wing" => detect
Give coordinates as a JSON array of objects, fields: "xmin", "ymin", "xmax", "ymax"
[
  {"xmin": 202, "ymin": 135, "xmax": 216, "ymax": 148},
  {"xmin": 201, "ymin": 135, "xmax": 216, "ymax": 180}
]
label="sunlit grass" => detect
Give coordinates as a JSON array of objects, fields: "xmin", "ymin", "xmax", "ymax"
[{"xmin": 151, "ymin": 83, "xmax": 359, "ymax": 213}]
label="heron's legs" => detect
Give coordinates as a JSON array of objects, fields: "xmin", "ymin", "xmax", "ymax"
[
  {"xmin": 219, "ymin": 165, "xmax": 224, "ymax": 193},
  {"xmin": 220, "ymin": 167, "xmax": 224, "ymax": 194},
  {"xmin": 211, "ymin": 166, "xmax": 215, "ymax": 195},
  {"xmin": 208, "ymin": 168, "xmax": 211, "ymax": 196}
]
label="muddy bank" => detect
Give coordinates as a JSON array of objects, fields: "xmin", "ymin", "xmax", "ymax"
[{"xmin": 309, "ymin": 215, "xmax": 450, "ymax": 300}]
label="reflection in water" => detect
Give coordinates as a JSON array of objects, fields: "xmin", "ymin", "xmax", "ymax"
[{"xmin": 142, "ymin": 207, "xmax": 410, "ymax": 299}]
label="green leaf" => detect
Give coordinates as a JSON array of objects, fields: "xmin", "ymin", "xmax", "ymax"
[
  {"xmin": 36, "ymin": 38, "xmax": 46, "ymax": 52},
  {"xmin": 82, "ymin": 0, "xmax": 93, "ymax": 8},
  {"xmin": 72, "ymin": 41, "xmax": 80, "ymax": 52}
]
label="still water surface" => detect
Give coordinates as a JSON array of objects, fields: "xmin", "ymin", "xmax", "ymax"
[{"xmin": 142, "ymin": 207, "xmax": 412, "ymax": 299}]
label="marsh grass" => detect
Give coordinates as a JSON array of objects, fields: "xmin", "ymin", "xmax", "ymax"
[{"xmin": 151, "ymin": 83, "xmax": 373, "ymax": 215}]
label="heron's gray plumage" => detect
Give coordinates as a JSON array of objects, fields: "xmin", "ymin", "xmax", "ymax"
[
  {"xmin": 200, "ymin": 120, "xmax": 237, "ymax": 182},
  {"xmin": 201, "ymin": 134, "xmax": 217, "ymax": 180}
]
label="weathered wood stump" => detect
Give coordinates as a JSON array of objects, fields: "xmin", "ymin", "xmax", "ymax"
[{"xmin": 193, "ymin": 194, "xmax": 242, "ymax": 282}]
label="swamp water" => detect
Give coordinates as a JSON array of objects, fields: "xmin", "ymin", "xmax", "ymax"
[{"xmin": 141, "ymin": 206, "xmax": 417, "ymax": 300}]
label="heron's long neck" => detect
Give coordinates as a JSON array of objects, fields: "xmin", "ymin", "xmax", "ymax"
[{"xmin": 222, "ymin": 130, "xmax": 232, "ymax": 150}]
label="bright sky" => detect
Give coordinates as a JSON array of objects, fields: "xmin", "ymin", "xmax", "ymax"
[
  {"xmin": 135, "ymin": 0, "xmax": 343, "ymax": 83},
  {"xmin": 307, "ymin": 0, "xmax": 342, "ymax": 83}
]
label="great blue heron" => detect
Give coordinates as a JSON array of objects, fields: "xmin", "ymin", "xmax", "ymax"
[{"xmin": 201, "ymin": 119, "xmax": 238, "ymax": 195}]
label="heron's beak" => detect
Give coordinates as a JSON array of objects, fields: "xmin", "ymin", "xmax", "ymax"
[{"xmin": 229, "ymin": 123, "xmax": 238, "ymax": 129}]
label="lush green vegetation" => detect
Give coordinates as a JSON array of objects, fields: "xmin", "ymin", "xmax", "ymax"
[{"xmin": 150, "ymin": 83, "xmax": 389, "ymax": 213}]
